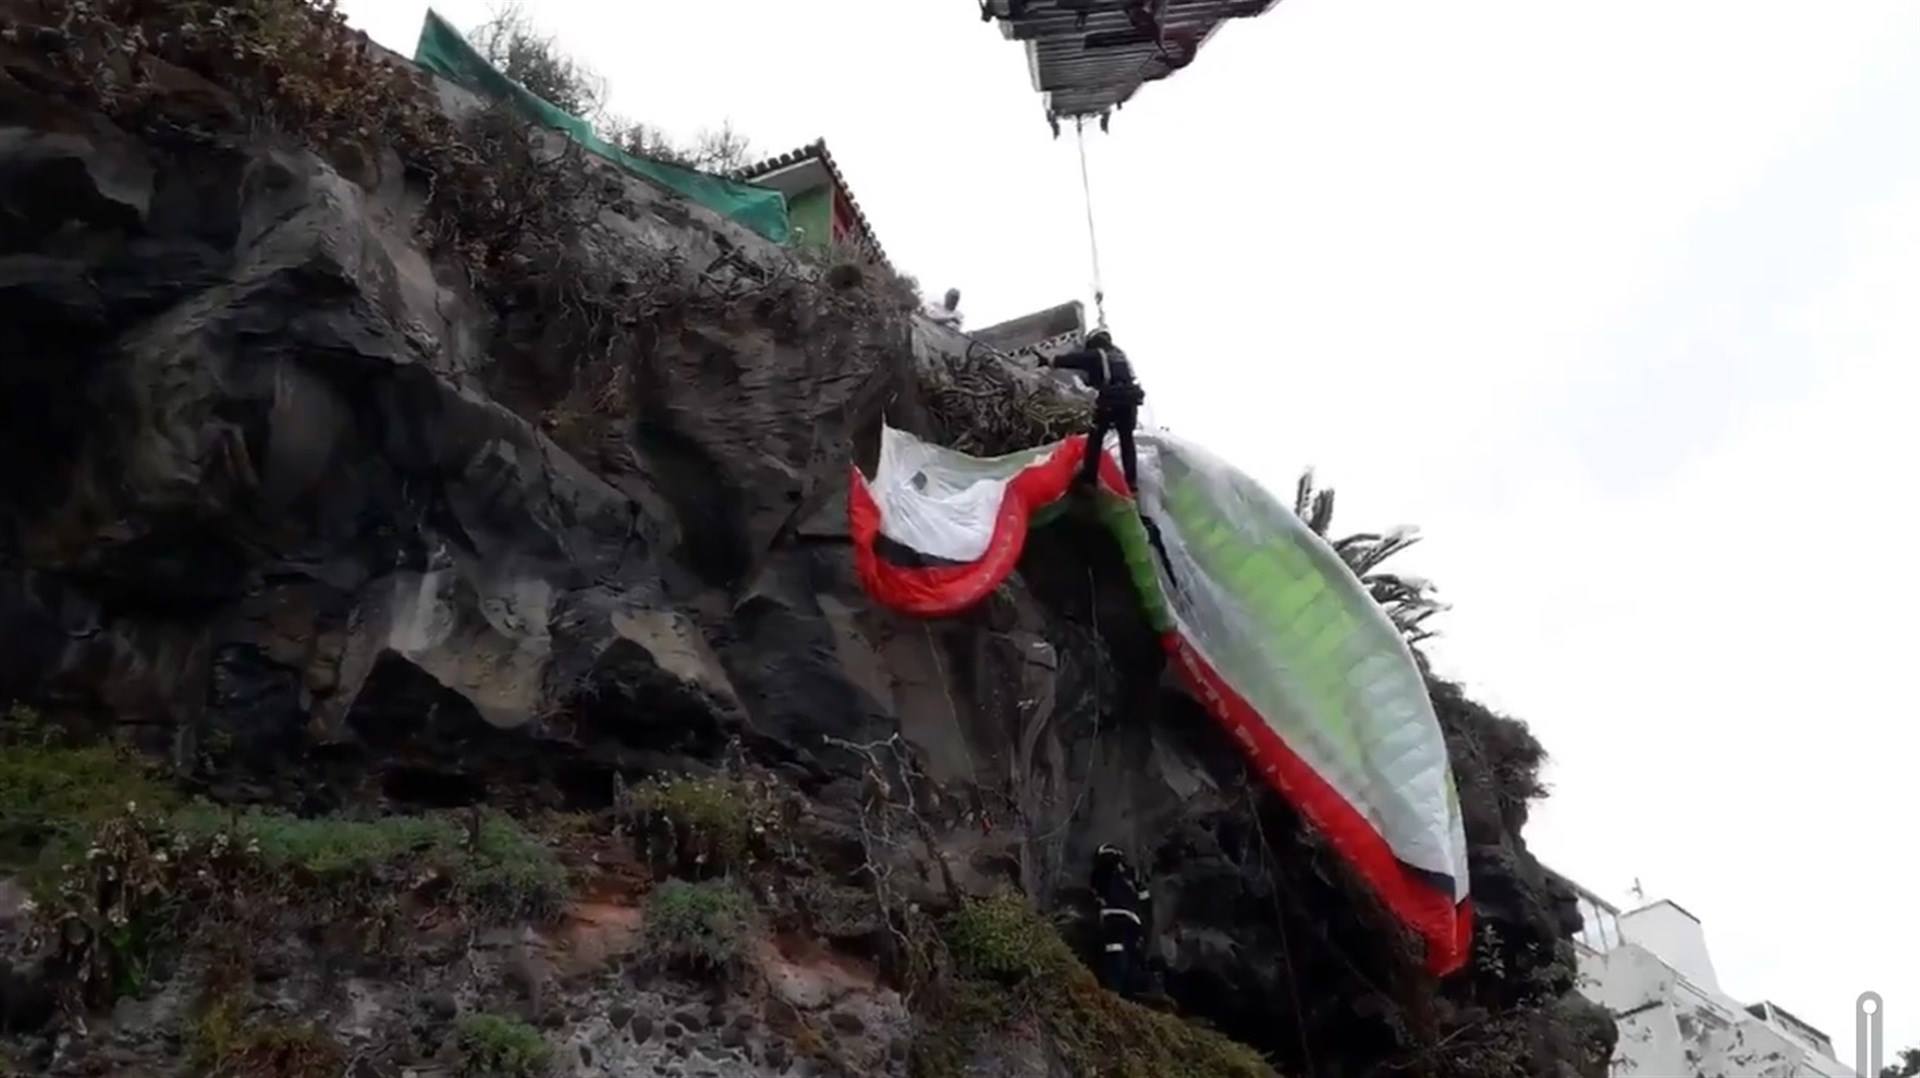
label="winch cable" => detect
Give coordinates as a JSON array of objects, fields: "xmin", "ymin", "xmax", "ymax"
[{"xmin": 1075, "ymin": 116, "xmax": 1110, "ymax": 333}]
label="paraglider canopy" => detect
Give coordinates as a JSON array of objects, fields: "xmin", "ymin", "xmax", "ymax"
[
  {"xmin": 980, "ymin": 0, "xmax": 1285, "ymax": 128},
  {"xmin": 848, "ymin": 422, "xmax": 1473, "ymax": 974}
]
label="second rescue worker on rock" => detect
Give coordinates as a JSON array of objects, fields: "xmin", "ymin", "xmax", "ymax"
[
  {"xmin": 1090, "ymin": 843, "xmax": 1153, "ymax": 999},
  {"xmin": 1045, "ymin": 330, "xmax": 1145, "ymax": 494}
]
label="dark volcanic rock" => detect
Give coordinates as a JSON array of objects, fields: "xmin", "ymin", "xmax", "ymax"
[{"xmin": 0, "ymin": 27, "xmax": 1605, "ymax": 1078}]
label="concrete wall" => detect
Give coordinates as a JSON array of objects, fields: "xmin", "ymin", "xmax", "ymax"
[
  {"xmin": 1620, "ymin": 901, "xmax": 1721, "ymax": 993},
  {"xmin": 1578, "ymin": 942, "xmax": 1857, "ymax": 1077},
  {"xmin": 1579, "ymin": 943, "xmax": 1679, "ymax": 1016}
]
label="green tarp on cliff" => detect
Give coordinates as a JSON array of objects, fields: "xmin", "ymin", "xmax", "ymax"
[{"xmin": 412, "ymin": 10, "xmax": 792, "ymax": 245}]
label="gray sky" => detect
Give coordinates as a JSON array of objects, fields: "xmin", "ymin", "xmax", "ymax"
[{"xmin": 342, "ymin": 0, "xmax": 1920, "ymax": 1053}]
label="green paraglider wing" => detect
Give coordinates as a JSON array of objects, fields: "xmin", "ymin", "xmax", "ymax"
[{"xmin": 850, "ymin": 424, "xmax": 1470, "ymax": 974}]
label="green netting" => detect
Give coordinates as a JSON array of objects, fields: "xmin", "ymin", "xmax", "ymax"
[{"xmin": 412, "ymin": 10, "xmax": 791, "ymax": 245}]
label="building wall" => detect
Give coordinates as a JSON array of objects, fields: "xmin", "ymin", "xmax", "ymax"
[
  {"xmin": 787, "ymin": 186, "xmax": 834, "ymax": 250},
  {"xmin": 1557, "ymin": 867, "xmax": 1859, "ymax": 1078},
  {"xmin": 1578, "ymin": 942, "xmax": 1857, "ymax": 1077},
  {"xmin": 1763, "ymin": 1006, "xmax": 1844, "ymax": 1064},
  {"xmin": 1691, "ymin": 1011, "xmax": 1842, "ymax": 1077},
  {"xmin": 1579, "ymin": 943, "xmax": 1679, "ymax": 1016},
  {"xmin": 1620, "ymin": 902, "xmax": 1721, "ymax": 992}
]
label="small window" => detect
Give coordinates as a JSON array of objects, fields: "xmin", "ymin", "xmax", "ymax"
[
  {"xmin": 1596, "ymin": 906, "xmax": 1620, "ymax": 950},
  {"xmin": 1575, "ymin": 897, "xmax": 1600, "ymax": 950},
  {"xmin": 1574, "ymin": 896, "xmax": 1622, "ymax": 952}
]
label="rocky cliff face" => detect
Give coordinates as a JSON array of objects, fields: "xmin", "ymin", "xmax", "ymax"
[{"xmin": 0, "ymin": 4, "xmax": 1611, "ymax": 1076}]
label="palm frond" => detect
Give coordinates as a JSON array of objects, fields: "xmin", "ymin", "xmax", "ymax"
[
  {"xmin": 1293, "ymin": 470, "xmax": 1445, "ymax": 646},
  {"xmin": 1308, "ymin": 489, "xmax": 1336, "ymax": 536}
]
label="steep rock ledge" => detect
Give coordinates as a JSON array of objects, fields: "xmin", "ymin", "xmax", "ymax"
[{"xmin": 0, "ymin": 6, "xmax": 1611, "ymax": 1076}]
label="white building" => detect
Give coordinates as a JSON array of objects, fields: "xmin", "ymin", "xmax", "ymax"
[{"xmin": 1560, "ymin": 877, "xmax": 1858, "ymax": 1077}]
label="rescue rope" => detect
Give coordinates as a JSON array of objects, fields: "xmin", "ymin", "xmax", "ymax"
[
  {"xmin": 925, "ymin": 622, "xmax": 980, "ymax": 783},
  {"xmin": 1074, "ymin": 117, "xmax": 1109, "ymax": 331},
  {"xmin": 1030, "ymin": 566, "xmax": 1105, "ymax": 845},
  {"xmin": 1246, "ymin": 780, "xmax": 1319, "ymax": 1077}
]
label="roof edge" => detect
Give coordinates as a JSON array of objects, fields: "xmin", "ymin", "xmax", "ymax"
[{"xmin": 730, "ymin": 138, "xmax": 890, "ymax": 269}]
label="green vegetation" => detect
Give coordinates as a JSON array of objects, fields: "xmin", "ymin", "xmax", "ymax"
[
  {"xmin": 36, "ymin": 802, "xmax": 567, "ymax": 1010},
  {"xmin": 913, "ymin": 892, "xmax": 1274, "ymax": 1078},
  {"xmin": 217, "ymin": 1022, "xmax": 344, "ymax": 1078},
  {"xmin": 170, "ymin": 805, "xmax": 569, "ymax": 921},
  {"xmin": 613, "ymin": 120, "xmax": 755, "ymax": 174},
  {"xmin": 1, "ymin": 706, "xmax": 565, "ymax": 1012},
  {"xmin": 641, "ymin": 878, "xmax": 754, "ymax": 974},
  {"xmin": 468, "ymin": 2, "xmax": 606, "ymax": 118},
  {"xmin": 41, "ymin": 807, "xmax": 249, "ymax": 1007},
  {"xmin": 0, "ymin": 741, "xmax": 176, "ymax": 861},
  {"xmin": 944, "ymin": 889, "xmax": 1068, "ymax": 983},
  {"xmin": 33, "ymin": 0, "xmax": 447, "ymax": 161},
  {"xmin": 192, "ymin": 994, "xmax": 344, "ymax": 1078},
  {"xmin": 192, "ymin": 993, "xmax": 250, "ymax": 1071},
  {"xmin": 618, "ymin": 773, "xmax": 780, "ymax": 878},
  {"xmin": 454, "ymin": 1013, "xmax": 553, "ymax": 1077},
  {"xmin": 468, "ymin": 2, "xmax": 756, "ymax": 172},
  {"xmin": 0, "ymin": 705, "xmax": 182, "ymax": 895},
  {"xmin": 25, "ymin": 0, "xmax": 561, "ymax": 280}
]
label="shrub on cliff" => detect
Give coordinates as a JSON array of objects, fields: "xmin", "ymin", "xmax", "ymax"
[
  {"xmin": 193, "ymin": 994, "xmax": 345, "ymax": 1078},
  {"xmin": 613, "ymin": 120, "xmax": 756, "ymax": 174},
  {"xmin": 614, "ymin": 772, "xmax": 785, "ymax": 878},
  {"xmin": 640, "ymin": 878, "xmax": 755, "ymax": 977},
  {"xmin": 31, "ymin": 803, "xmax": 567, "ymax": 1009},
  {"xmin": 18, "ymin": 0, "xmax": 447, "ymax": 157},
  {"xmin": 453, "ymin": 1013, "xmax": 553, "ymax": 1078},
  {"xmin": 169, "ymin": 804, "xmax": 568, "ymax": 921},
  {"xmin": 11, "ymin": 0, "xmax": 570, "ymax": 283},
  {"xmin": 468, "ymin": 2, "xmax": 605, "ymax": 120},
  {"xmin": 0, "ymin": 707, "xmax": 183, "ymax": 893}
]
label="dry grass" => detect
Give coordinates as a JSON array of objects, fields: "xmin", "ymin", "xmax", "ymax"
[{"xmin": 915, "ymin": 340, "xmax": 1092, "ymax": 456}]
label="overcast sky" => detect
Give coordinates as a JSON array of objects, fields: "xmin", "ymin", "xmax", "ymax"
[{"xmin": 342, "ymin": 0, "xmax": 1919, "ymax": 1055}]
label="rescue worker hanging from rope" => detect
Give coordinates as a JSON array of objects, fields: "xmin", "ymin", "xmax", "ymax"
[
  {"xmin": 1044, "ymin": 328, "xmax": 1179, "ymax": 586},
  {"xmin": 1046, "ymin": 329, "xmax": 1145, "ymax": 493},
  {"xmin": 1046, "ymin": 112, "xmax": 1150, "ymax": 497}
]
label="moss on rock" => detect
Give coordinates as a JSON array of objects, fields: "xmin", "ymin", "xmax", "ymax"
[
  {"xmin": 915, "ymin": 892, "xmax": 1276, "ymax": 1078},
  {"xmin": 169, "ymin": 805, "xmax": 568, "ymax": 921}
]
